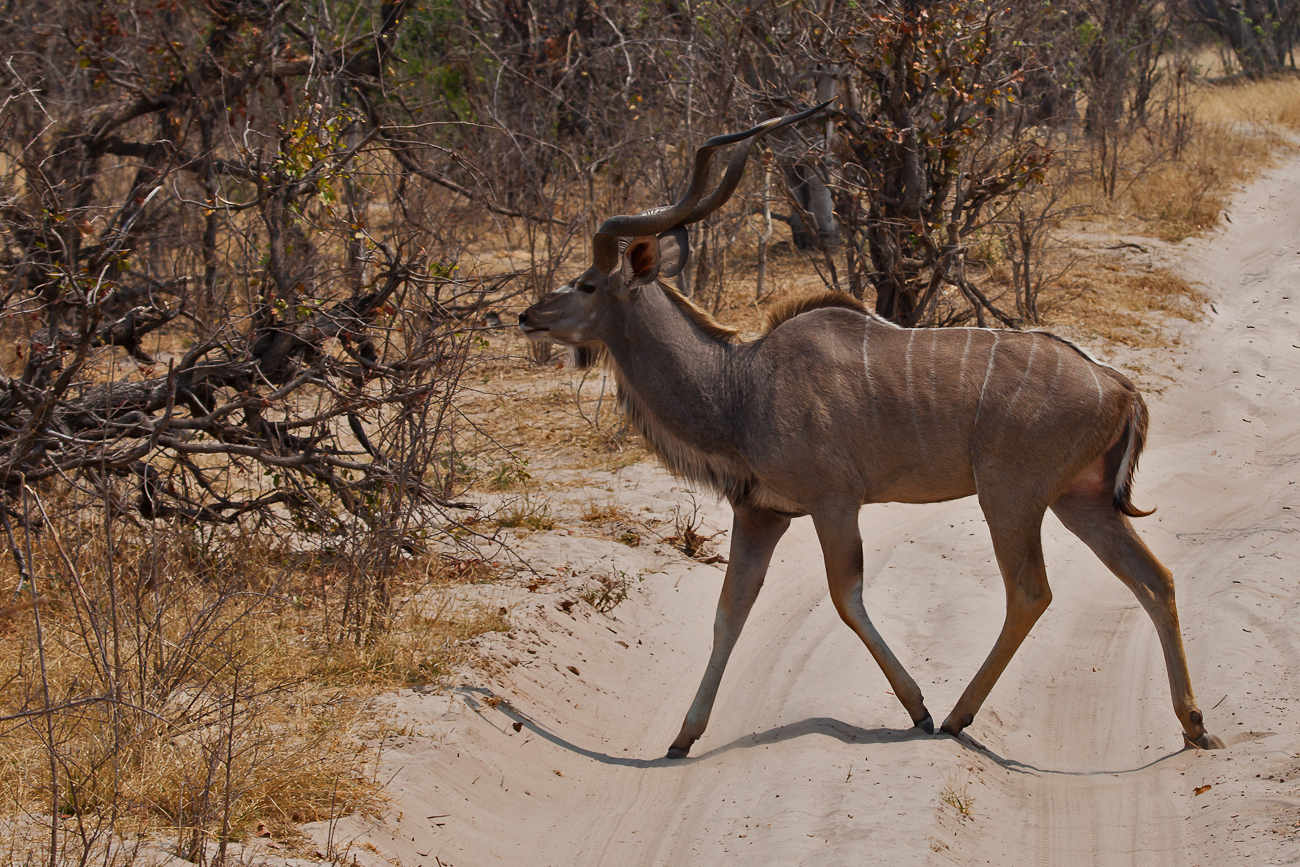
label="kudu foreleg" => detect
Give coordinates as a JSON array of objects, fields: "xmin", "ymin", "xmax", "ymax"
[
  {"xmin": 667, "ymin": 507, "xmax": 791, "ymax": 759},
  {"xmin": 942, "ymin": 507, "xmax": 1052, "ymax": 737},
  {"xmin": 1051, "ymin": 494, "xmax": 1224, "ymax": 749},
  {"xmin": 812, "ymin": 511, "xmax": 933, "ymax": 732}
]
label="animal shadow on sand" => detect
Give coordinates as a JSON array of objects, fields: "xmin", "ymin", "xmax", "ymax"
[
  {"xmin": 479, "ymin": 697, "xmax": 938, "ymax": 769},
  {"xmin": 464, "ymin": 689, "xmax": 1226, "ymax": 777}
]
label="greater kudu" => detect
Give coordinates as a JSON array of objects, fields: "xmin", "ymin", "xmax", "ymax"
[{"xmin": 519, "ymin": 105, "xmax": 1224, "ymax": 757}]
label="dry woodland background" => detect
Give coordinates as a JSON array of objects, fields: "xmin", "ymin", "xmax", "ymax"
[{"xmin": 1, "ymin": 0, "xmax": 1300, "ymax": 862}]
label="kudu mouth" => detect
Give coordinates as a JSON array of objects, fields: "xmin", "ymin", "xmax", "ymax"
[
  {"xmin": 518, "ymin": 289, "xmax": 571, "ymax": 340},
  {"xmin": 517, "ymin": 310, "xmax": 550, "ymax": 340}
]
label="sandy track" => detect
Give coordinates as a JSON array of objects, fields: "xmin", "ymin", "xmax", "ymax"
[{"xmin": 314, "ymin": 153, "xmax": 1300, "ymax": 866}]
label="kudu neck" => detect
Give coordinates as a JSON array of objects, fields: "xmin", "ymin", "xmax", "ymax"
[{"xmin": 601, "ymin": 284, "xmax": 737, "ymax": 441}]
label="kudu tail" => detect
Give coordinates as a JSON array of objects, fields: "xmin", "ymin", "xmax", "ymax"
[{"xmin": 1110, "ymin": 386, "xmax": 1156, "ymax": 518}]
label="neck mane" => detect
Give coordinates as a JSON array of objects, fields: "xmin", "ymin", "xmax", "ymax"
[
  {"xmin": 569, "ymin": 286, "xmax": 866, "ymax": 369},
  {"xmin": 659, "ymin": 284, "xmax": 743, "ymax": 343}
]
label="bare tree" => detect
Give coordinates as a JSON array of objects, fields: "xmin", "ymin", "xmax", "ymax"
[
  {"xmin": 816, "ymin": 0, "xmax": 1054, "ymax": 325},
  {"xmin": 0, "ymin": 0, "xmax": 575, "ymax": 640}
]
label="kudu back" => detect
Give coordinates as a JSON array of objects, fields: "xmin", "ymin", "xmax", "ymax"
[{"xmin": 519, "ymin": 104, "xmax": 1224, "ymax": 757}]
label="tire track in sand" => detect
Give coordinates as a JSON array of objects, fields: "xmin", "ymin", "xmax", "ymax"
[
  {"xmin": 952, "ymin": 545, "xmax": 1191, "ymax": 867},
  {"xmin": 944, "ymin": 149, "xmax": 1300, "ymax": 867},
  {"xmin": 563, "ymin": 499, "xmax": 990, "ymax": 867}
]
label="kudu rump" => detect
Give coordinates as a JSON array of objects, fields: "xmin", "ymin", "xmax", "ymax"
[{"xmin": 519, "ymin": 104, "xmax": 1224, "ymax": 756}]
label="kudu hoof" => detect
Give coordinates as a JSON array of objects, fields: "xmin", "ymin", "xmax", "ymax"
[
  {"xmin": 1185, "ymin": 731, "xmax": 1226, "ymax": 750},
  {"xmin": 914, "ymin": 714, "xmax": 935, "ymax": 735},
  {"xmin": 665, "ymin": 745, "xmax": 691, "ymax": 759},
  {"xmin": 939, "ymin": 712, "xmax": 974, "ymax": 737}
]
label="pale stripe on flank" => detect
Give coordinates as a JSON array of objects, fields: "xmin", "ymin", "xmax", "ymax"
[
  {"xmin": 1000, "ymin": 336, "xmax": 1038, "ymax": 438},
  {"xmin": 906, "ymin": 330, "xmax": 925, "ymax": 455},
  {"xmin": 973, "ymin": 332, "xmax": 1002, "ymax": 434},
  {"xmin": 927, "ymin": 329, "xmax": 941, "ymax": 446},
  {"xmin": 957, "ymin": 328, "xmax": 975, "ymax": 395},
  {"xmin": 862, "ymin": 318, "xmax": 881, "ymax": 436},
  {"xmin": 1088, "ymin": 363, "xmax": 1105, "ymax": 412},
  {"xmin": 1025, "ymin": 337, "xmax": 1065, "ymax": 429}
]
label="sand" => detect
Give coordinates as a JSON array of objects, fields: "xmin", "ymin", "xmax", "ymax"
[{"xmin": 309, "ymin": 152, "xmax": 1300, "ymax": 866}]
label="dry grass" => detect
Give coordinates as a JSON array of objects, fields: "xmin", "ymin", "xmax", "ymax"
[
  {"xmin": 0, "ymin": 517, "xmax": 510, "ymax": 860},
  {"xmin": 954, "ymin": 74, "xmax": 1292, "ymax": 347},
  {"xmin": 1045, "ymin": 264, "xmax": 1209, "ymax": 347},
  {"xmin": 493, "ymin": 495, "xmax": 558, "ymax": 532},
  {"xmin": 456, "ymin": 352, "xmax": 650, "ymax": 479},
  {"xmin": 577, "ymin": 501, "xmax": 647, "ymax": 548},
  {"xmin": 1128, "ymin": 125, "xmax": 1272, "ymax": 242},
  {"xmin": 1100, "ymin": 75, "xmax": 1300, "ymax": 243},
  {"xmin": 580, "ymin": 501, "xmax": 633, "ymax": 524},
  {"xmin": 939, "ymin": 783, "xmax": 977, "ymax": 818},
  {"xmin": 311, "ymin": 598, "xmax": 511, "ymax": 689},
  {"xmin": 1195, "ymin": 75, "xmax": 1300, "ymax": 130},
  {"xmin": 1061, "ymin": 116, "xmax": 1277, "ymax": 244}
]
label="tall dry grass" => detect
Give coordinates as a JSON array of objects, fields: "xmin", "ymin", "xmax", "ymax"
[
  {"xmin": 0, "ymin": 488, "xmax": 510, "ymax": 865},
  {"xmin": 1059, "ymin": 81, "xmax": 1292, "ymax": 244},
  {"xmin": 1195, "ymin": 76, "xmax": 1300, "ymax": 129}
]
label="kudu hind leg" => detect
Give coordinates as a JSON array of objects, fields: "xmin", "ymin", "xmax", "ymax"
[
  {"xmin": 942, "ymin": 504, "xmax": 1052, "ymax": 737},
  {"xmin": 1051, "ymin": 494, "xmax": 1224, "ymax": 749},
  {"xmin": 667, "ymin": 508, "xmax": 791, "ymax": 758},
  {"xmin": 812, "ymin": 511, "xmax": 932, "ymax": 732}
]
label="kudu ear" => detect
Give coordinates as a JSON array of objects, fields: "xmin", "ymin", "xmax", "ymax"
[
  {"xmin": 622, "ymin": 236, "xmax": 661, "ymax": 287},
  {"xmin": 656, "ymin": 227, "xmax": 690, "ymax": 278}
]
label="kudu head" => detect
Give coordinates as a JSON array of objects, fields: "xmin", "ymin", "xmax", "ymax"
[{"xmin": 518, "ymin": 102, "xmax": 830, "ymax": 352}]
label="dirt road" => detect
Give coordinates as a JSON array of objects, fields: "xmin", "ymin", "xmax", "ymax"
[{"xmin": 317, "ymin": 154, "xmax": 1300, "ymax": 866}]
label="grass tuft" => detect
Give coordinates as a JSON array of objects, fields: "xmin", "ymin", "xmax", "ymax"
[
  {"xmin": 495, "ymin": 496, "xmax": 557, "ymax": 532},
  {"xmin": 940, "ymin": 784, "xmax": 977, "ymax": 818}
]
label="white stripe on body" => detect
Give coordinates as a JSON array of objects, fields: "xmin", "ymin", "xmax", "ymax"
[
  {"xmin": 861, "ymin": 318, "xmax": 881, "ymax": 438},
  {"xmin": 957, "ymin": 329, "xmax": 975, "ymax": 395},
  {"xmin": 1046, "ymin": 351, "xmax": 1114, "ymax": 490},
  {"xmin": 970, "ymin": 332, "xmax": 1001, "ymax": 489},
  {"xmin": 997, "ymin": 337, "xmax": 1038, "ymax": 441},
  {"xmin": 926, "ymin": 330, "xmax": 941, "ymax": 455},
  {"xmin": 1025, "ymin": 337, "xmax": 1066, "ymax": 429},
  {"xmin": 973, "ymin": 332, "xmax": 1001, "ymax": 432},
  {"xmin": 1088, "ymin": 364, "xmax": 1105, "ymax": 413},
  {"xmin": 905, "ymin": 330, "xmax": 926, "ymax": 456}
]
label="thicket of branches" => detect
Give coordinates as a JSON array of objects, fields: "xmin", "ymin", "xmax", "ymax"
[{"xmin": 0, "ymin": 0, "xmax": 544, "ymax": 856}]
